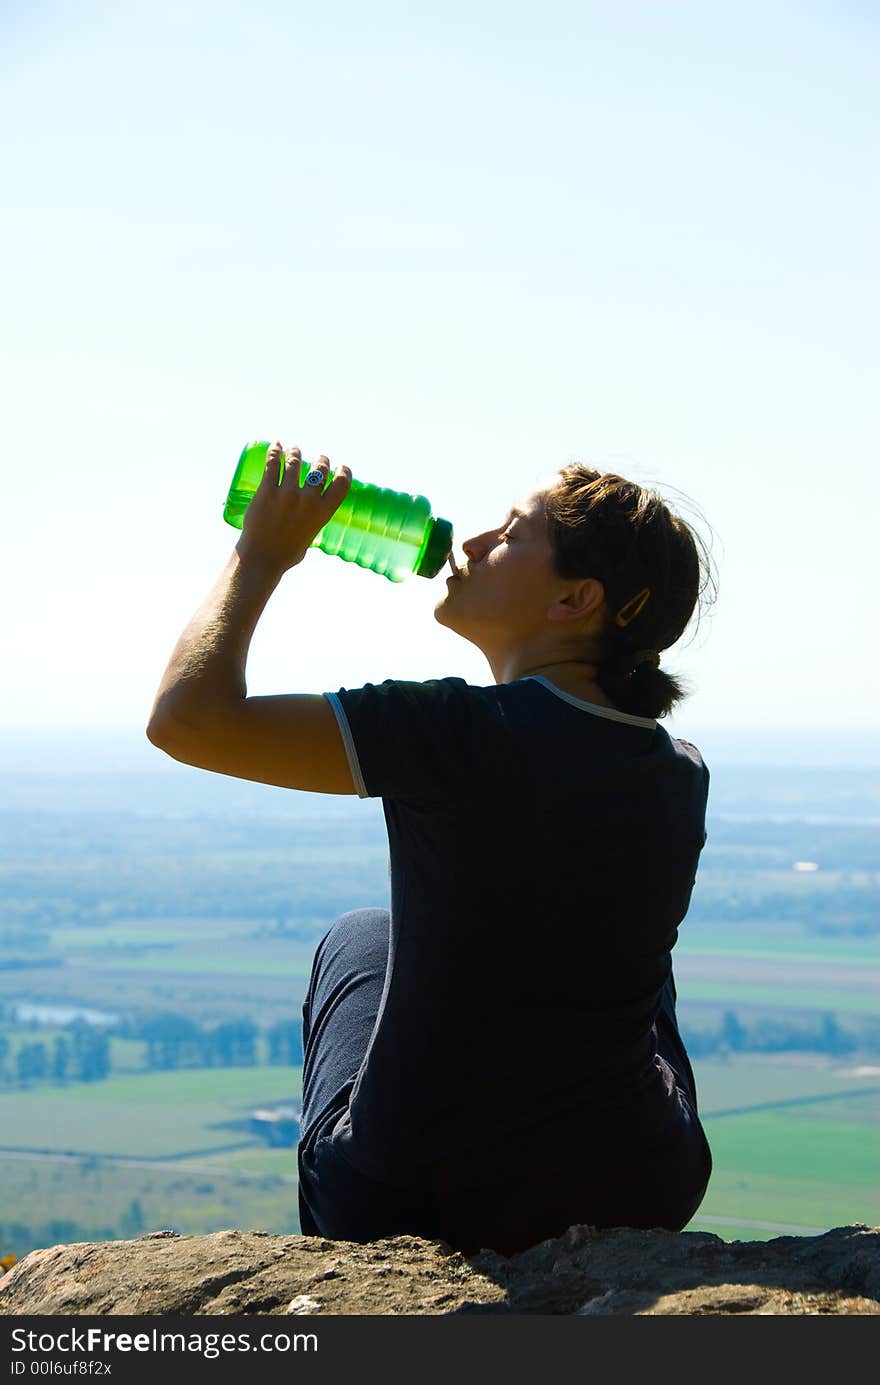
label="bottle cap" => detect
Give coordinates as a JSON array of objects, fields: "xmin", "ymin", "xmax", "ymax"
[{"xmin": 415, "ymin": 517, "xmax": 454, "ymax": 578}]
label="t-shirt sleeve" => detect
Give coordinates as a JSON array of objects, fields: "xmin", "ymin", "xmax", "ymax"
[{"xmin": 322, "ymin": 676, "xmax": 510, "ymax": 802}]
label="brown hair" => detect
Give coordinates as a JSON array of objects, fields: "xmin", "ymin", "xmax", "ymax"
[{"xmin": 543, "ymin": 464, "xmax": 718, "ymax": 720}]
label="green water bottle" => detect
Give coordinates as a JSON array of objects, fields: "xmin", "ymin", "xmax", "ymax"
[{"xmin": 223, "ymin": 440, "xmax": 454, "ymax": 583}]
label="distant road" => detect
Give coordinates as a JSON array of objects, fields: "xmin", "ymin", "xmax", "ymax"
[
  {"xmin": 702, "ymin": 1083, "xmax": 880, "ymax": 1120},
  {"xmin": 0, "ymin": 1145, "xmax": 297, "ymax": 1183}
]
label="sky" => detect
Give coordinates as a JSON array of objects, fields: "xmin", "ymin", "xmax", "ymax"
[{"xmin": 2, "ymin": 0, "xmax": 878, "ymax": 763}]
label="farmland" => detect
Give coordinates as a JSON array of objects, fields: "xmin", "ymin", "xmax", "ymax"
[{"xmin": 0, "ymin": 755, "xmax": 878, "ymax": 1261}]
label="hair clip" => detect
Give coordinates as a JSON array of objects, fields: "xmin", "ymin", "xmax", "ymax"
[{"xmin": 614, "ymin": 586, "xmax": 651, "ymax": 628}]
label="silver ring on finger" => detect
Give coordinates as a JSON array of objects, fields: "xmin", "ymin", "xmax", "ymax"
[{"xmin": 305, "ymin": 468, "xmax": 326, "ymax": 488}]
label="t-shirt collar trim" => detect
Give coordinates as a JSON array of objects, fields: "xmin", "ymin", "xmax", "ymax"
[{"xmin": 521, "ymin": 675, "xmax": 658, "ymax": 729}]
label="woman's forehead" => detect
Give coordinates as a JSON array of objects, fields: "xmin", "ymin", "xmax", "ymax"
[{"xmin": 514, "ymin": 486, "xmax": 550, "ymax": 520}]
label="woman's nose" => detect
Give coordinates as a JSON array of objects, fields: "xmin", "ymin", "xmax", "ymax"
[{"xmin": 461, "ymin": 532, "xmax": 491, "ymax": 560}]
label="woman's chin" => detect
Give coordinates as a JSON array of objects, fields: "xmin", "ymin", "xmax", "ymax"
[{"xmin": 433, "ymin": 596, "xmax": 460, "ymax": 631}]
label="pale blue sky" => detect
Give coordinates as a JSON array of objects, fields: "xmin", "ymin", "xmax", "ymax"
[{"xmin": 2, "ymin": 0, "xmax": 878, "ymax": 756}]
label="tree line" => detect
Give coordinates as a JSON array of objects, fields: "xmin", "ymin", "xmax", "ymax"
[
  {"xmin": 0, "ymin": 1014, "xmax": 304, "ymax": 1087},
  {"xmin": 680, "ymin": 1009, "xmax": 873, "ymax": 1057},
  {"xmin": 3, "ymin": 1003, "xmax": 877, "ymax": 1090},
  {"xmin": 0, "ymin": 1019, "xmax": 110, "ymax": 1085}
]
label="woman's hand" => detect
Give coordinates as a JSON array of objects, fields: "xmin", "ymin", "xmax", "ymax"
[{"xmin": 235, "ymin": 442, "xmax": 352, "ymax": 576}]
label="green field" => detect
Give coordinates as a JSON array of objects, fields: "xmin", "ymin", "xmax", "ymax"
[
  {"xmin": 0, "ymin": 1157, "xmax": 300, "ymax": 1259},
  {"xmin": 0, "ymin": 1066, "xmax": 307, "ymax": 1260},
  {"xmin": 687, "ymin": 1109, "xmax": 880, "ymax": 1238},
  {"xmin": 0, "ymin": 915, "xmax": 321, "ymax": 1027},
  {"xmin": 0, "ymin": 1066, "xmax": 302, "ymax": 1158},
  {"xmin": 49, "ymin": 924, "xmax": 249, "ymax": 949},
  {"xmin": 693, "ymin": 1053, "xmax": 880, "ymax": 1110},
  {"xmin": 79, "ymin": 953, "xmax": 314, "ymax": 977},
  {"xmin": 678, "ymin": 931, "xmax": 880, "ymax": 965},
  {"xmin": 180, "ymin": 1146, "xmax": 299, "ymax": 1177},
  {"xmin": 683, "ymin": 1055, "xmax": 880, "ymax": 1239},
  {"xmin": 673, "ymin": 921, "xmax": 880, "ymax": 1017},
  {"xmin": 677, "ymin": 981, "xmax": 879, "ymax": 1014}
]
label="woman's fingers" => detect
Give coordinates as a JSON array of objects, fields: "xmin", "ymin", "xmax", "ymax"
[
  {"xmin": 269, "ymin": 445, "xmax": 350, "ymax": 498},
  {"xmin": 326, "ymin": 459, "xmax": 352, "ymax": 500},
  {"xmin": 282, "ymin": 445, "xmax": 303, "ymax": 487},
  {"xmin": 291, "ymin": 452, "xmax": 332, "ymax": 494},
  {"xmin": 259, "ymin": 440, "xmax": 285, "ymax": 488}
]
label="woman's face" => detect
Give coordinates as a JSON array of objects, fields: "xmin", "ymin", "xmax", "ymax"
[{"xmin": 433, "ymin": 484, "xmax": 581, "ymax": 656}]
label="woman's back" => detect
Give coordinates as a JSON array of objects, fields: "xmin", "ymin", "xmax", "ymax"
[{"xmin": 322, "ymin": 673, "xmax": 710, "ymax": 1206}]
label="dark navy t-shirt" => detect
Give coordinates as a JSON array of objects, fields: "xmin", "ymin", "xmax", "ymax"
[{"xmin": 321, "ymin": 673, "xmax": 710, "ymax": 1196}]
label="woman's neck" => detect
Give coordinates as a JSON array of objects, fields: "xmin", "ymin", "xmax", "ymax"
[{"xmin": 498, "ymin": 659, "xmax": 618, "ymax": 710}]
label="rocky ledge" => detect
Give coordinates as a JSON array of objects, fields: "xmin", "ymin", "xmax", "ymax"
[{"xmin": 0, "ymin": 1223, "xmax": 878, "ymax": 1316}]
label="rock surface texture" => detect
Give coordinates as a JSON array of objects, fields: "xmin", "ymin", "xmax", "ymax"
[{"xmin": 0, "ymin": 1223, "xmax": 878, "ymax": 1316}]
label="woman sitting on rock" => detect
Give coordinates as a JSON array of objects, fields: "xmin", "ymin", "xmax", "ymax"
[{"xmin": 147, "ymin": 443, "xmax": 717, "ymax": 1256}]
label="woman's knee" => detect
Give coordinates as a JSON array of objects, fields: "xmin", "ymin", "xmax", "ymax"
[
  {"xmin": 303, "ymin": 907, "xmax": 390, "ymax": 1018},
  {"xmin": 319, "ymin": 907, "xmax": 390, "ymax": 972},
  {"xmin": 331, "ymin": 906, "xmax": 390, "ymax": 939}
]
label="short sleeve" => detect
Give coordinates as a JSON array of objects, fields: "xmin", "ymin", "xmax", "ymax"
[{"xmin": 322, "ymin": 676, "xmax": 511, "ymax": 802}]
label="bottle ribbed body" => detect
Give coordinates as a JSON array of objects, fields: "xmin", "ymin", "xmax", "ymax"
[{"xmin": 222, "ymin": 441, "xmax": 451, "ymax": 582}]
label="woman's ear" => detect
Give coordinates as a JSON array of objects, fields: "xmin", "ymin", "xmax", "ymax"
[{"xmin": 549, "ymin": 576, "xmax": 605, "ymax": 624}]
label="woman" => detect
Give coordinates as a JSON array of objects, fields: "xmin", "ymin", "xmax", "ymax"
[{"xmin": 147, "ymin": 443, "xmax": 716, "ymax": 1257}]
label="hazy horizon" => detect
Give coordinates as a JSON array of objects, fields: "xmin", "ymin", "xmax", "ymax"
[{"xmin": 2, "ymin": 721, "xmax": 880, "ymax": 779}]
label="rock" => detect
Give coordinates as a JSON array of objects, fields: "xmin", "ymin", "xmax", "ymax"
[
  {"xmin": 0, "ymin": 1231, "xmax": 506, "ymax": 1317},
  {"xmin": 0, "ymin": 1223, "xmax": 877, "ymax": 1316}
]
